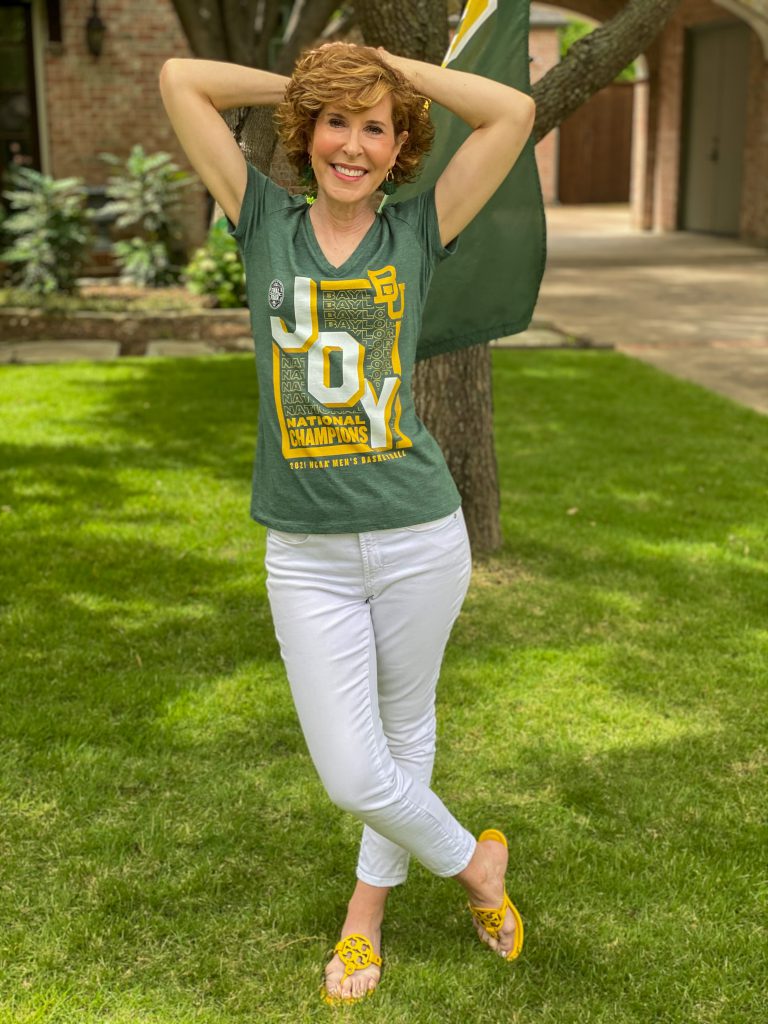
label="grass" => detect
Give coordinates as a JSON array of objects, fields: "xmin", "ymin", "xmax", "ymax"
[{"xmin": 0, "ymin": 350, "xmax": 766, "ymax": 1023}]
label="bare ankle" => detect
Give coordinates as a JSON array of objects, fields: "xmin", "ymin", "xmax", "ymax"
[{"xmin": 346, "ymin": 881, "xmax": 390, "ymax": 920}]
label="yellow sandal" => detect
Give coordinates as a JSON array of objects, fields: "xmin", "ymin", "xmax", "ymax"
[
  {"xmin": 468, "ymin": 829, "xmax": 524, "ymax": 961},
  {"xmin": 321, "ymin": 933, "xmax": 382, "ymax": 1005}
]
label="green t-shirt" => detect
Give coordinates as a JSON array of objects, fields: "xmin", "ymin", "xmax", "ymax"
[{"xmin": 226, "ymin": 162, "xmax": 461, "ymax": 533}]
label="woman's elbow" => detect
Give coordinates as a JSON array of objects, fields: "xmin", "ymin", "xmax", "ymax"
[
  {"xmin": 517, "ymin": 94, "xmax": 536, "ymax": 127},
  {"xmin": 508, "ymin": 94, "xmax": 536, "ymax": 140},
  {"xmin": 159, "ymin": 57, "xmax": 186, "ymax": 90}
]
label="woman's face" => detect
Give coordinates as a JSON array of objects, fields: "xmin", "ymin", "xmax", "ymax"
[{"xmin": 309, "ymin": 93, "xmax": 407, "ymax": 205}]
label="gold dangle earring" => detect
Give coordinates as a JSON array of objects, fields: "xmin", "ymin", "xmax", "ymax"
[{"xmin": 381, "ymin": 167, "xmax": 397, "ymax": 196}]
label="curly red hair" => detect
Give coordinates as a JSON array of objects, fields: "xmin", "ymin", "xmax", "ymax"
[{"xmin": 274, "ymin": 43, "xmax": 434, "ymax": 186}]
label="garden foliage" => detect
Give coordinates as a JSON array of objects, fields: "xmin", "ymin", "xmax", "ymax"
[
  {"xmin": 0, "ymin": 167, "xmax": 93, "ymax": 294},
  {"xmin": 184, "ymin": 217, "xmax": 246, "ymax": 308},
  {"xmin": 98, "ymin": 145, "xmax": 194, "ymax": 287}
]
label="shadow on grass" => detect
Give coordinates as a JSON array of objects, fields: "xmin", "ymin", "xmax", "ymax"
[{"xmin": 73, "ymin": 356, "xmax": 260, "ymax": 483}]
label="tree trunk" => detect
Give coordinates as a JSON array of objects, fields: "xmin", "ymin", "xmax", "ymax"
[
  {"xmin": 359, "ymin": 0, "xmax": 503, "ymax": 554},
  {"xmin": 171, "ymin": 0, "xmax": 341, "ymax": 69},
  {"xmin": 232, "ymin": 106, "xmax": 280, "ymax": 176},
  {"xmin": 413, "ymin": 345, "xmax": 502, "ymax": 552},
  {"xmin": 356, "ymin": 0, "xmax": 449, "ymax": 60},
  {"xmin": 275, "ymin": 0, "xmax": 341, "ymax": 74}
]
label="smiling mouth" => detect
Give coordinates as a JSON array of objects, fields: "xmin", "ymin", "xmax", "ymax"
[{"xmin": 331, "ymin": 164, "xmax": 367, "ymax": 180}]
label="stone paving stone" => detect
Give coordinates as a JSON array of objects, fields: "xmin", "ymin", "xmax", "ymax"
[
  {"xmin": 493, "ymin": 326, "xmax": 570, "ymax": 348},
  {"xmin": 0, "ymin": 340, "xmax": 121, "ymax": 364},
  {"xmin": 145, "ymin": 340, "xmax": 219, "ymax": 358},
  {"xmin": 621, "ymin": 344, "xmax": 768, "ymax": 416}
]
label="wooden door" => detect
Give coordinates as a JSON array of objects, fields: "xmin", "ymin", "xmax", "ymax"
[
  {"xmin": 558, "ymin": 83, "xmax": 634, "ymax": 204},
  {"xmin": 681, "ymin": 22, "xmax": 750, "ymax": 234}
]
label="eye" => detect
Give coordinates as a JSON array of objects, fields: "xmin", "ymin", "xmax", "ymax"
[
  {"xmin": 365, "ymin": 124, "xmax": 384, "ymax": 135},
  {"xmin": 327, "ymin": 115, "xmax": 346, "ymax": 128}
]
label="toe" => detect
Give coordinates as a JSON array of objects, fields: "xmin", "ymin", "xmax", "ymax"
[
  {"xmin": 473, "ymin": 920, "xmax": 500, "ymax": 951},
  {"xmin": 323, "ymin": 954, "xmax": 344, "ymax": 998},
  {"xmin": 497, "ymin": 909, "xmax": 518, "ymax": 956}
]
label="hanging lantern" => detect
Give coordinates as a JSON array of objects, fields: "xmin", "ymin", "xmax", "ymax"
[{"xmin": 86, "ymin": 1, "xmax": 106, "ymax": 58}]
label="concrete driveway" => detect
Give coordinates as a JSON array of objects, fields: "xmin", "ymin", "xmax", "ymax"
[{"xmin": 531, "ymin": 205, "xmax": 768, "ymax": 415}]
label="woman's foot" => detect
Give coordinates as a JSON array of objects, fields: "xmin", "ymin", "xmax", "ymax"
[
  {"xmin": 456, "ymin": 832, "xmax": 519, "ymax": 958},
  {"xmin": 323, "ymin": 882, "xmax": 388, "ymax": 1001}
]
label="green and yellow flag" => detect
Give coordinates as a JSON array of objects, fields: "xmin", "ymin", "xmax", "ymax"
[{"xmin": 395, "ymin": 0, "xmax": 546, "ymax": 361}]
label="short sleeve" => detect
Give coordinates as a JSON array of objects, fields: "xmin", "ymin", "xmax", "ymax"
[
  {"xmin": 225, "ymin": 162, "xmax": 289, "ymax": 253},
  {"xmin": 387, "ymin": 186, "xmax": 459, "ymax": 267}
]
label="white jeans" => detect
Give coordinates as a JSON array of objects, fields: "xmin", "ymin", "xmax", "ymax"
[{"xmin": 264, "ymin": 508, "xmax": 476, "ymax": 887}]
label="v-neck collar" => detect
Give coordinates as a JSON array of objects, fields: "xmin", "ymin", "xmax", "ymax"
[{"xmin": 302, "ymin": 205, "xmax": 381, "ymax": 278}]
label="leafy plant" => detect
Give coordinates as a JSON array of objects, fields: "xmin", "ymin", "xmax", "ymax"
[
  {"xmin": 184, "ymin": 217, "xmax": 246, "ymax": 308},
  {"xmin": 111, "ymin": 237, "xmax": 173, "ymax": 290},
  {"xmin": 0, "ymin": 166, "xmax": 93, "ymax": 295},
  {"xmin": 99, "ymin": 145, "xmax": 194, "ymax": 286}
]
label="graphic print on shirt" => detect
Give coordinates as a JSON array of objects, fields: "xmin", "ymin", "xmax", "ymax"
[{"xmin": 270, "ymin": 266, "xmax": 413, "ymax": 460}]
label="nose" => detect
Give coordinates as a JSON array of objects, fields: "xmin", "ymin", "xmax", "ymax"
[{"xmin": 342, "ymin": 128, "xmax": 363, "ymax": 158}]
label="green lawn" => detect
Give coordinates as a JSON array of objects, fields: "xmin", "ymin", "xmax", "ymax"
[{"xmin": 1, "ymin": 351, "xmax": 765, "ymax": 1024}]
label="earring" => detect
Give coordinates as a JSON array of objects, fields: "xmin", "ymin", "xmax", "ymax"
[{"xmin": 381, "ymin": 168, "xmax": 397, "ymax": 196}]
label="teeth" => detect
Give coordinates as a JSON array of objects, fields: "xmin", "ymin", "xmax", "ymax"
[{"xmin": 333, "ymin": 165, "xmax": 365, "ymax": 178}]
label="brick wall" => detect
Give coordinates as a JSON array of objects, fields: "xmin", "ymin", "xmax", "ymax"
[
  {"xmin": 530, "ymin": 26, "xmax": 560, "ymax": 204},
  {"xmin": 44, "ymin": 0, "xmax": 208, "ymax": 248}
]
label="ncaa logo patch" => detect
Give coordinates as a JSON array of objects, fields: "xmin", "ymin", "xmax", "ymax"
[{"xmin": 268, "ymin": 279, "xmax": 284, "ymax": 309}]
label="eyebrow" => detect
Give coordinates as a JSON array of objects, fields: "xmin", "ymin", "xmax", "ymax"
[{"xmin": 325, "ymin": 111, "xmax": 387, "ymax": 127}]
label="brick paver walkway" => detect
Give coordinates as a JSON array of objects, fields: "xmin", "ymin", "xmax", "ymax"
[{"xmin": 531, "ymin": 204, "xmax": 768, "ymax": 415}]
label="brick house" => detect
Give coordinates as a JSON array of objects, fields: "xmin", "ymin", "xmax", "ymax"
[
  {"xmin": 0, "ymin": 0, "xmax": 210, "ymax": 263},
  {"xmin": 554, "ymin": 0, "xmax": 768, "ymax": 243},
  {"xmin": 1, "ymin": 0, "xmax": 766, "ymax": 265}
]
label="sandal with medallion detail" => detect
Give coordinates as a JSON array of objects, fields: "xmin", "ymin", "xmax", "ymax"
[
  {"xmin": 321, "ymin": 933, "xmax": 382, "ymax": 1005},
  {"xmin": 468, "ymin": 828, "xmax": 524, "ymax": 961}
]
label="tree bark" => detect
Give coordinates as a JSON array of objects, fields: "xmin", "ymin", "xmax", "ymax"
[
  {"xmin": 221, "ymin": 105, "xmax": 280, "ymax": 178},
  {"xmin": 356, "ymin": 0, "xmax": 449, "ymax": 60},
  {"xmin": 275, "ymin": 0, "xmax": 340, "ymax": 74},
  {"xmin": 170, "ymin": 0, "xmax": 227, "ymax": 60},
  {"xmin": 532, "ymin": 0, "xmax": 683, "ymax": 141},
  {"xmin": 170, "ymin": 0, "xmax": 289, "ymax": 67},
  {"xmin": 359, "ymin": 0, "xmax": 503, "ymax": 555},
  {"xmin": 413, "ymin": 345, "xmax": 502, "ymax": 552}
]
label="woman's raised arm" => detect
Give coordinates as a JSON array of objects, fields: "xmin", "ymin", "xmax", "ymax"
[
  {"xmin": 379, "ymin": 52, "xmax": 535, "ymax": 247},
  {"xmin": 159, "ymin": 59, "xmax": 290, "ymax": 227}
]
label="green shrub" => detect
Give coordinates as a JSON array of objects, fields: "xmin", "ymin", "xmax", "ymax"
[
  {"xmin": 99, "ymin": 145, "xmax": 193, "ymax": 286},
  {"xmin": 0, "ymin": 167, "xmax": 93, "ymax": 295},
  {"xmin": 111, "ymin": 237, "xmax": 173, "ymax": 290},
  {"xmin": 184, "ymin": 217, "xmax": 246, "ymax": 308}
]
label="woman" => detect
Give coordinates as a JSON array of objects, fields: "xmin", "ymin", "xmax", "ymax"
[{"xmin": 159, "ymin": 43, "xmax": 535, "ymax": 1002}]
